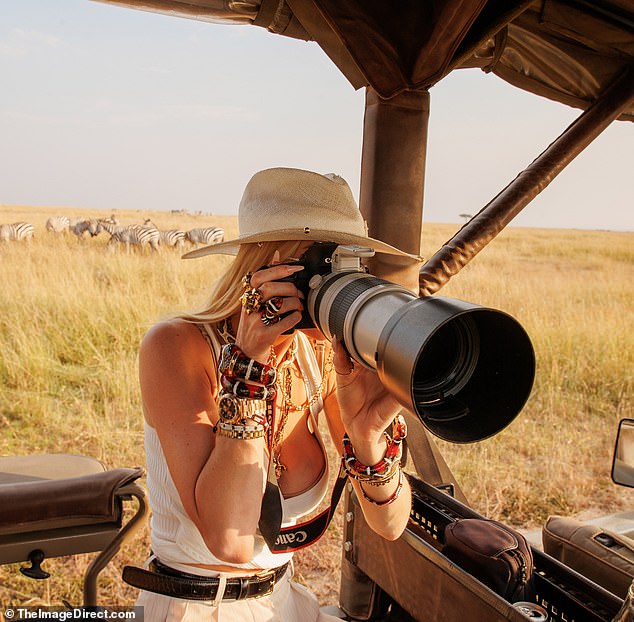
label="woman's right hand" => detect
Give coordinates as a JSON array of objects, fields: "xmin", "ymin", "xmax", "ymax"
[{"xmin": 234, "ymin": 256, "xmax": 305, "ymax": 362}]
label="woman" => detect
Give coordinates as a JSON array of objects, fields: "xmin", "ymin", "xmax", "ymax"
[{"xmin": 132, "ymin": 167, "xmax": 421, "ymax": 620}]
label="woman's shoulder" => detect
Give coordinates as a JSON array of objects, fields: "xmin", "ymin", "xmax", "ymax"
[
  {"xmin": 139, "ymin": 319, "xmax": 218, "ymax": 428},
  {"xmin": 141, "ymin": 318, "xmax": 208, "ymax": 361}
]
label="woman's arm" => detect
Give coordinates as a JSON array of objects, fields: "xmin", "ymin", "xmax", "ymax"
[
  {"xmin": 139, "ymin": 320, "xmax": 267, "ymax": 564},
  {"xmin": 140, "ymin": 262, "xmax": 305, "ymax": 563},
  {"xmin": 323, "ymin": 339, "xmax": 411, "ymax": 541}
]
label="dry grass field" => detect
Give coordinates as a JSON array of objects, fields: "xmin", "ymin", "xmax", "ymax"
[{"xmin": 0, "ymin": 205, "xmax": 632, "ymax": 609}]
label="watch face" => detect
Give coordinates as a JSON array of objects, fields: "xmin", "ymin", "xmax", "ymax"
[{"xmin": 218, "ymin": 394, "xmax": 238, "ymax": 423}]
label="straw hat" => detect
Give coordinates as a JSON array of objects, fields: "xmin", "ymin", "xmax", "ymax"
[{"xmin": 182, "ymin": 167, "xmax": 421, "ymax": 261}]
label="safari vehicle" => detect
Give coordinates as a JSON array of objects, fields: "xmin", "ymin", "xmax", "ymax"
[{"xmin": 1, "ymin": 0, "xmax": 632, "ymax": 620}]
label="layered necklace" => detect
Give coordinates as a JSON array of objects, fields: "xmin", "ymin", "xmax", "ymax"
[
  {"xmin": 271, "ymin": 340, "xmax": 334, "ymax": 478},
  {"xmin": 269, "ymin": 340, "xmax": 297, "ymax": 478}
]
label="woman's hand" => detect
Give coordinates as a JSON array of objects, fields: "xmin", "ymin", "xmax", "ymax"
[
  {"xmin": 330, "ymin": 337, "xmax": 411, "ymax": 540},
  {"xmin": 332, "ymin": 337, "xmax": 402, "ymax": 464},
  {"xmin": 234, "ymin": 252, "xmax": 305, "ymax": 362}
]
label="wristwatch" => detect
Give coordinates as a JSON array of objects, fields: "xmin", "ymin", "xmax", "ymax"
[{"xmin": 217, "ymin": 392, "xmax": 268, "ymax": 425}]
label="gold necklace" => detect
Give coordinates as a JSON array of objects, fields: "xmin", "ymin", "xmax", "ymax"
[
  {"xmin": 271, "ymin": 339, "xmax": 297, "ymax": 478},
  {"xmin": 272, "ymin": 340, "xmax": 334, "ymax": 478},
  {"xmin": 277, "ymin": 348, "xmax": 334, "ymax": 413}
]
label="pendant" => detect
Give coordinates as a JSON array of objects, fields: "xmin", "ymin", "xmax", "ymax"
[{"xmin": 274, "ymin": 461, "xmax": 287, "ymax": 478}]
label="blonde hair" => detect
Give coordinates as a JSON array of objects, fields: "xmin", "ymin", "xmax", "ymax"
[{"xmin": 179, "ymin": 240, "xmax": 306, "ymax": 325}]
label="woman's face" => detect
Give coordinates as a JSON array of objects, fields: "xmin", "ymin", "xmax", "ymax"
[
  {"xmin": 281, "ymin": 241, "xmax": 314, "ymax": 263},
  {"xmin": 278, "ymin": 241, "xmax": 328, "ymax": 341}
]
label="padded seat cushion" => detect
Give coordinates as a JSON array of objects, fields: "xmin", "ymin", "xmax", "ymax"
[
  {"xmin": 0, "ymin": 454, "xmax": 106, "ymax": 484},
  {"xmin": 0, "ymin": 454, "xmax": 143, "ymax": 535},
  {"xmin": 543, "ymin": 515, "xmax": 634, "ymax": 599}
]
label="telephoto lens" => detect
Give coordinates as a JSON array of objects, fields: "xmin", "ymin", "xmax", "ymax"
[{"xmin": 304, "ymin": 246, "xmax": 535, "ymax": 443}]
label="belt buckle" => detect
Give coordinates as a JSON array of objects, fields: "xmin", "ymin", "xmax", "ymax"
[{"xmin": 255, "ymin": 568, "xmax": 277, "ymax": 597}]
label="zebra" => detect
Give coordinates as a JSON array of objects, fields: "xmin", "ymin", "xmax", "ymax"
[
  {"xmin": 0, "ymin": 222, "xmax": 35, "ymax": 242},
  {"xmin": 100, "ymin": 221, "xmax": 160, "ymax": 253},
  {"xmin": 102, "ymin": 213, "xmax": 120, "ymax": 226},
  {"xmin": 128, "ymin": 224, "xmax": 160, "ymax": 253},
  {"xmin": 99, "ymin": 221, "xmax": 131, "ymax": 253},
  {"xmin": 129, "ymin": 220, "xmax": 161, "ymax": 253},
  {"xmin": 186, "ymin": 227, "xmax": 225, "ymax": 247},
  {"xmin": 72, "ymin": 219, "xmax": 102, "ymax": 238},
  {"xmin": 159, "ymin": 229, "xmax": 187, "ymax": 252},
  {"xmin": 45, "ymin": 216, "xmax": 71, "ymax": 234}
]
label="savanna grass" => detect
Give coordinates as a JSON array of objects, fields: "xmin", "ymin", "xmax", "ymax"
[
  {"xmin": 421, "ymin": 225, "xmax": 634, "ymax": 525},
  {"xmin": 0, "ymin": 207, "xmax": 631, "ymax": 607}
]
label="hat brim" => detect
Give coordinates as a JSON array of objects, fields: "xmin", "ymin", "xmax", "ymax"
[{"xmin": 182, "ymin": 229, "xmax": 422, "ymax": 261}]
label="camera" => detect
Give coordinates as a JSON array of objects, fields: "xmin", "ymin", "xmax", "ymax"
[
  {"xmin": 270, "ymin": 242, "xmax": 535, "ymax": 443},
  {"xmin": 273, "ymin": 242, "xmax": 368, "ymax": 329}
]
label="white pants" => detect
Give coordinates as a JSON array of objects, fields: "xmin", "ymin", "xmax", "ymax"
[{"xmin": 136, "ymin": 568, "xmax": 342, "ymax": 621}]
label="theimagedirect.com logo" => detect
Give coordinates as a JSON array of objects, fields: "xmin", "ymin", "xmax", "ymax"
[{"xmin": 3, "ymin": 607, "xmax": 142, "ymax": 621}]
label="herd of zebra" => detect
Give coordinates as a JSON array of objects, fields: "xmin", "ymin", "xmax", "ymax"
[{"xmin": 0, "ymin": 216, "xmax": 225, "ymax": 253}]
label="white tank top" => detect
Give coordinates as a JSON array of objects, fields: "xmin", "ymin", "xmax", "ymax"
[{"xmin": 145, "ymin": 328, "xmax": 330, "ymax": 571}]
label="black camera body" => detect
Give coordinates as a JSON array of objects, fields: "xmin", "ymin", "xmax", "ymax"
[{"xmin": 266, "ymin": 242, "xmax": 372, "ymax": 330}]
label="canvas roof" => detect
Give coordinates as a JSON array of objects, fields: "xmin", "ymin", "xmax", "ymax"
[{"xmin": 97, "ymin": 0, "xmax": 634, "ymax": 120}]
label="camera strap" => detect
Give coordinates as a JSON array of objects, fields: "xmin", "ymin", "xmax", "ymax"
[{"xmin": 258, "ymin": 463, "xmax": 348, "ymax": 554}]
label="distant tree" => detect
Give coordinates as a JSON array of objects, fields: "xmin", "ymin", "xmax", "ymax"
[{"xmin": 459, "ymin": 213, "xmax": 473, "ymax": 223}]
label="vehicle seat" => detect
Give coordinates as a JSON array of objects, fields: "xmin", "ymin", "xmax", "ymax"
[
  {"xmin": 0, "ymin": 454, "xmax": 147, "ymax": 605},
  {"xmin": 542, "ymin": 515, "xmax": 634, "ymax": 599}
]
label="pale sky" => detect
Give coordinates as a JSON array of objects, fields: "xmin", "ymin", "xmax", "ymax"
[{"xmin": 1, "ymin": 0, "xmax": 632, "ymax": 231}]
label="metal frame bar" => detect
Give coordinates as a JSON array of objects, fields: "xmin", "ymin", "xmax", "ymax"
[
  {"xmin": 83, "ymin": 482, "xmax": 148, "ymax": 606},
  {"xmin": 419, "ymin": 63, "xmax": 634, "ymax": 296},
  {"xmin": 448, "ymin": 0, "xmax": 536, "ymax": 73}
]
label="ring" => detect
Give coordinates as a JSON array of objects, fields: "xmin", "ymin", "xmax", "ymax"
[
  {"xmin": 240, "ymin": 287, "xmax": 264, "ymax": 315},
  {"xmin": 260, "ymin": 309, "xmax": 281, "ymax": 327},
  {"xmin": 241, "ymin": 272, "xmax": 253, "ymax": 290},
  {"xmin": 264, "ymin": 297, "xmax": 283, "ymax": 316}
]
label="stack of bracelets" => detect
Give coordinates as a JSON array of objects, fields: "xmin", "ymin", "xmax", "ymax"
[
  {"xmin": 342, "ymin": 414, "xmax": 407, "ymax": 506},
  {"xmin": 215, "ymin": 343, "xmax": 277, "ymax": 440},
  {"xmin": 216, "ymin": 337, "xmax": 406, "ymax": 506}
]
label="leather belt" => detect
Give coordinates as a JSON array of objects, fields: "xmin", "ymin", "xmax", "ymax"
[{"xmin": 122, "ymin": 559, "xmax": 290, "ymax": 602}]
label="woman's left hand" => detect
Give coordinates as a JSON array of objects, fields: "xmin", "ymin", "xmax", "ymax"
[
  {"xmin": 329, "ymin": 338, "xmax": 412, "ymax": 540},
  {"xmin": 331, "ymin": 337, "xmax": 401, "ymax": 455}
]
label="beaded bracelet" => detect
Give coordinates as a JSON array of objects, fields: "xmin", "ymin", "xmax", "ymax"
[
  {"xmin": 359, "ymin": 470, "xmax": 404, "ymax": 506},
  {"xmin": 342, "ymin": 415, "xmax": 407, "ymax": 483},
  {"xmin": 359, "ymin": 462, "xmax": 400, "ymax": 487}
]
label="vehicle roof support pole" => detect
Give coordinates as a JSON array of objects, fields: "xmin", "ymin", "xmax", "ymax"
[
  {"xmin": 359, "ymin": 87, "xmax": 428, "ymax": 293},
  {"xmin": 419, "ymin": 62, "xmax": 634, "ymax": 296},
  {"xmin": 358, "ymin": 87, "xmax": 468, "ymax": 502}
]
